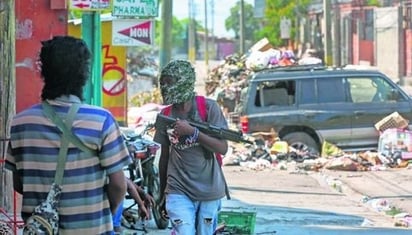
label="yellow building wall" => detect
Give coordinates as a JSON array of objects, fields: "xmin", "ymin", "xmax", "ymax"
[{"xmin": 68, "ymin": 21, "xmax": 127, "ymax": 125}]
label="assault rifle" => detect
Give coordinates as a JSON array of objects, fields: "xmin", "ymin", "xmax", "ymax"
[{"xmin": 155, "ymin": 114, "xmax": 253, "ymax": 145}]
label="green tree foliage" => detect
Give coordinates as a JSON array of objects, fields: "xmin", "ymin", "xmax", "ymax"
[
  {"xmin": 256, "ymin": 0, "xmax": 311, "ymax": 47},
  {"xmin": 366, "ymin": 0, "xmax": 381, "ymax": 6},
  {"xmin": 155, "ymin": 16, "xmax": 186, "ymax": 48},
  {"xmin": 154, "ymin": 17, "xmax": 204, "ymax": 54},
  {"xmin": 225, "ymin": 1, "xmax": 260, "ymax": 41}
]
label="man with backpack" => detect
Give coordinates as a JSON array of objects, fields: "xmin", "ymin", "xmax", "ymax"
[{"xmin": 154, "ymin": 60, "xmax": 229, "ymax": 235}]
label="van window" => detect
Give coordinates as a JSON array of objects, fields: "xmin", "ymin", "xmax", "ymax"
[
  {"xmin": 300, "ymin": 77, "xmax": 350, "ymax": 104},
  {"xmin": 300, "ymin": 79, "xmax": 316, "ymax": 104},
  {"xmin": 317, "ymin": 77, "xmax": 346, "ymax": 103},
  {"xmin": 257, "ymin": 80, "xmax": 296, "ymax": 107},
  {"xmin": 348, "ymin": 76, "xmax": 402, "ymax": 103}
]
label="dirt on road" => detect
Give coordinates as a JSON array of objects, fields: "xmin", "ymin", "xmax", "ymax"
[{"xmin": 222, "ymin": 165, "xmax": 412, "ymax": 230}]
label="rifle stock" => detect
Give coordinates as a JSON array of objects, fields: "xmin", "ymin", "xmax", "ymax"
[{"xmin": 155, "ymin": 113, "xmax": 253, "ymax": 145}]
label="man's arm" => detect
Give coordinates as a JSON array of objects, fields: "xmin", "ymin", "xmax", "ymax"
[
  {"xmin": 158, "ymin": 145, "xmax": 169, "ymax": 198},
  {"xmin": 198, "ymin": 129, "xmax": 228, "ymax": 155},
  {"xmin": 126, "ymin": 178, "xmax": 145, "ymax": 208},
  {"xmin": 107, "ymin": 170, "xmax": 127, "ymax": 214}
]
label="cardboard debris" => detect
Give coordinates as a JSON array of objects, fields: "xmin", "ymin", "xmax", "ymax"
[
  {"xmin": 358, "ymin": 151, "xmax": 382, "ymax": 166},
  {"xmin": 324, "ymin": 156, "xmax": 361, "ymax": 171},
  {"xmin": 375, "ymin": 112, "xmax": 409, "ymax": 132},
  {"xmin": 251, "ymin": 128, "xmax": 278, "ymax": 145},
  {"xmin": 249, "ymin": 37, "xmax": 273, "ymax": 52}
]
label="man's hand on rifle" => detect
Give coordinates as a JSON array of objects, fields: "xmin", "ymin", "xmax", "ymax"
[{"xmin": 173, "ymin": 119, "xmax": 196, "ymax": 137}]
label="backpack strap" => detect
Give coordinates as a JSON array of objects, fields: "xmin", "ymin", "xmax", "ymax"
[
  {"xmin": 162, "ymin": 105, "xmax": 172, "ymax": 116},
  {"xmin": 196, "ymin": 96, "xmax": 207, "ymax": 121}
]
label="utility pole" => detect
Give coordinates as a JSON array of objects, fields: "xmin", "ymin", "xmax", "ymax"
[
  {"xmin": 188, "ymin": 0, "xmax": 196, "ymax": 63},
  {"xmin": 211, "ymin": 0, "xmax": 215, "ymax": 60},
  {"xmin": 323, "ymin": 0, "xmax": 332, "ymax": 65},
  {"xmin": 82, "ymin": 12, "xmax": 102, "ymax": 106},
  {"xmin": 204, "ymin": 0, "xmax": 209, "ymax": 70},
  {"xmin": 0, "ymin": 0, "xmax": 16, "ymax": 212},
  {"xmin": 160, "ymin": 0, "xmax": 173, "ymax": 69},
  {"xmin": 239, "ymin": 0, "xmax": 245, "ymax": 55}
]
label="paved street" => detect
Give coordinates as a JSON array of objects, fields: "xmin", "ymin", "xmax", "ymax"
[
  {"xmin": 222, "ymin": 165, "xmax": 412, "ymax": 234},
  {"xmin": 118, "ymin": 164, "xmax": 412, "ymax": 235}
]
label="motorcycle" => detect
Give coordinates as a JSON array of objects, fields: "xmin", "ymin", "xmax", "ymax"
[{"xmin": 120, "ymin": 123, "xmax": 169, "ymax": 231}]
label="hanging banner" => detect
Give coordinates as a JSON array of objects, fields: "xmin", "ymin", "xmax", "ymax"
[
  {"xmin": 112, "ymin": 0, "xmax": 158, "ymax": 17},
  {"xmin": 69, "ymin": 0, "xmax": 112, "ymax": 11},
  {"xmin": 112, "ymin": 19, "xmax": 154, "ymax": 46}
]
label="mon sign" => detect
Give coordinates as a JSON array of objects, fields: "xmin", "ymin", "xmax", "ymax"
[
  {"xmin": 112, "ymin": 0, "xmax": 158, "ymax": 17},
  {"xmin": 112, "ymin": 19, "xmax": 154, "ymax": 46}
]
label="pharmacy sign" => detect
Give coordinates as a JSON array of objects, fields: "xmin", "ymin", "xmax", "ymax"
[{"xmin": 112, "ymin": 0, "xmax": 158, "ymax": 17}]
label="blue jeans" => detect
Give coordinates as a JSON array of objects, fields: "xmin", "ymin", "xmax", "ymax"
[
  {"xmin": 166, "ymin": 194, "xmax": 221, "ymax": 235},
  {"xmin": 112, "ymin": 200, "xmax": 124, "ymax": 233}
]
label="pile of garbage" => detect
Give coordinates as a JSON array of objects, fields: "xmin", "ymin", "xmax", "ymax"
[
  {"xmin": 222, "ymin": 111, "xmax": 412, "ymax": 172},
  {"xmin": 223, "ymin": 135, "xmax": 411, "ymax": 173},
  {"xmin": 205, "ymin": 37, "xmax": 323, "ymax": 114},
  {"xmin": 223, "ymin": 112, "xmax": 412, "ymax": 171}
]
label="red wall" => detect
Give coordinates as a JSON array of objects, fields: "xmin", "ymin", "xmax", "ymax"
[
  {"xmin": 15, "ymin": 0, "xmax": 67, "ymax": 113},
  {"xmin": 358, "ymin": 40, "xmax": 374, "ymax": 65}
]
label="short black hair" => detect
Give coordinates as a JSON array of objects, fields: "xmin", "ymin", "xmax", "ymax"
[{"xmin": 39, "ymin": 36, "xmax": 92, "ymax": 101}]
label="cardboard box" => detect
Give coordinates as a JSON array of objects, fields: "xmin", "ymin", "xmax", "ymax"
[
  {"xmin": 374, "ymin": 112, "xmax": 409, "ymax": 132},
  {"xmin": 249, "ymin": 37, "xmax": 273, "ymax": 52}
]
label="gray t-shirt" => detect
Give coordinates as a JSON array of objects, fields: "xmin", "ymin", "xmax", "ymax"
[{"xmin": 154, "ymin": 97, "xmax": 228, "ymax": 201}]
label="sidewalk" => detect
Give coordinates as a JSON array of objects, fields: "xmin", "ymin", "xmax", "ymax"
[{"xmin": 320, "ymin": 167, "xmax": 412, "ymax": 226}]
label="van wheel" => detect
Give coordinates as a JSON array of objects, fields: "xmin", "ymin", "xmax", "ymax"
[{"xmin": 282, "ymin": 132, "xmax": 319, "ymax": 155}]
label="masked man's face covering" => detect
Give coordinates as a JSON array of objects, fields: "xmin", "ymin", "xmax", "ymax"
[{"xmin": 159, "ymin": 60, "xmax": 196, "ymax": 105}]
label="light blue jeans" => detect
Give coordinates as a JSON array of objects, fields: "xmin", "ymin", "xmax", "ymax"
[{"xmin": 166, "ymin": 193, "xmax": 221, "ymax": 235}]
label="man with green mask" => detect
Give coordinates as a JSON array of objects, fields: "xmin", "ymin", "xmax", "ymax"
[{"xmin": 154, "ymin": 60, "xmax": 229, "ymax": 235}]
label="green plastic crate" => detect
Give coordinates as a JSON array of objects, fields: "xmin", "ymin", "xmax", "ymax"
[{"xmin": 218, "ymin": 210, "xmax": 256, "ymax": 235}]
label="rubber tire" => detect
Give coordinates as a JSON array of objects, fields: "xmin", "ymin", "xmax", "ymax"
[
  {"xmin": 148, "ymin": 171, "xmax": 169, "ymax": 229},
  {"xmin": 282, "ymin": 132, "xmax": 320, "ymax": 155}
]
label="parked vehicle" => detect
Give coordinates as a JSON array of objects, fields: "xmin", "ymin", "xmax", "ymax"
[
  {"xmin": 235, "ymin": 65, "xmax": 412, "ymax": 155},
  {"xmin": 120, "ymin": 124, "xmax": 169, "ymax": 230}
]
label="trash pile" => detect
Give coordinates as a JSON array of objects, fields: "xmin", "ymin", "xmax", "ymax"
[{"xmin": 222, "ymin": 111, "xmax": 412, "ymax": 172}]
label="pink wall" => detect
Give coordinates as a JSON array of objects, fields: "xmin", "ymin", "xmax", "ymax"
[
  {"xmin": 217, "ymin": 42, "xmax": 236, "ymax": 60},
  {"xmin": 352, "ymin": 34, "xmax": 359, "ymax": 64},
  {"xmin": 405, "ymin": 29, "xmax": 412, "ymax": 76}
]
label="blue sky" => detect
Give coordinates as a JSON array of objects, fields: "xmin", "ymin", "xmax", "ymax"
[{"xmin": 172, "ymin": 0, "xmax": 254, "ymax": 38}]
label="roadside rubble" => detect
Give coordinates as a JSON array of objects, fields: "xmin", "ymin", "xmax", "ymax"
[
  {"xmin": 222, "ymin": 139, "xmax": 412, "ymax": 228},
  {"xmin": 205, "ymin": 37, "xmax": 323, "ymax": 116},
  {"xmin": 220, "ymin": 111, "xmax": 412, "ymax": 228}
]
